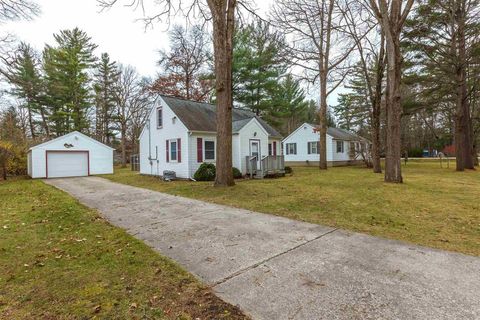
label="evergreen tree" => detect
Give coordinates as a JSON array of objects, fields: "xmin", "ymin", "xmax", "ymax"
[
  {"xmin": 93, "ymin": 52, "xmax": 120, "ymax": 144},
  {"xmin": 2, "ymin": 43, "xmax": 47, "ymax": 138},
  {"xmin": 43, "ymin": 28, "xmax": 97, "ymax": 135},
  {"xmin": 405, "ymin": 0, "xmax": 480, "ymax": 170},
  {"xmin": 233, "ymin": 21, "xmax": 286, "ymax": 115},
  {"xmin": 333, "ymin": 64, "xmax": 371, "ymax": 132},
  {"xmin": 268, "ymin": 74, "xmax": 308, "ymax": 135}
]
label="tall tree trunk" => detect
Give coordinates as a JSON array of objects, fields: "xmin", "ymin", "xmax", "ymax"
[
  {"xmin": 454, "ymin": 1, "xmax": 474, "ymax": 170},
  {"xmin": 39, "ymin": 108, "xmax": 50, "ymax": 137},
  {"xmin": 319, "ymin": 70, "xmax": 328, "ymax": 170},
  {"xmin": 384, "ymin": 35, "xmax": 403, "ymax": 183},
  {"xmin": 209, "ymin": 0, "xmax": 236, "ymax": 187},
  {"xmin": 27, "ymin": 106, "xmax": 35, "ymax": 139},
  {"xmin": 121, "ymin": 124, "xmax": 127, "ymax": 168},
  {"xmin": 371, "ymin": 37, "xmax": 385, "ymax": 174}
]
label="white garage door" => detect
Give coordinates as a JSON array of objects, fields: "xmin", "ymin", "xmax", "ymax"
[{"xmin": 47, "ymin": 151, "xmax": 89, "ymax": 178}]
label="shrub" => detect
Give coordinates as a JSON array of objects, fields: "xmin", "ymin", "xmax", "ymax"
[
  {"xmin": 0, "ymin": 141, "xmax": 27, "ymax": 179},
  {"xmin": 284, "ymin": 166, "xmax": 293, "ymax": 174},
  {"xmin": 232, "ymin": 167, "xmax": 242, "ymax": 179},
  {"xmin": 194, "ymin": 163, "xmax": 216, "ymax": 181},
  {"xmin": 408, "ymin": 148, "xmax": 423, "ymax": 158}
]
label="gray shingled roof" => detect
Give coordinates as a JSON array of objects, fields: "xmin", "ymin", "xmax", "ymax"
[
  {"xmin": 308, "ymin": 124, "xmax": 367, "ymax": 141},
  {"xmin": 161, "ymin": 95, "xmax": 282, "ymax": 138}
]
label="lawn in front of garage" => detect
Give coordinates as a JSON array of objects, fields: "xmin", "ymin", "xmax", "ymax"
[{"xmin": 0, "ymin": 178, "xmax": 246, "ymax": 319}]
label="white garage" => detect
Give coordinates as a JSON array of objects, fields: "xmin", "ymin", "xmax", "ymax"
[{"xmin": 28, "ymin": 131, "xmax": 114, "ymax": 179}]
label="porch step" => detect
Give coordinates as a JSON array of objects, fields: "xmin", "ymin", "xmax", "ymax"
[{"xmin": 254, "ymin": 170, "xmax": 264, "ymax": 179}]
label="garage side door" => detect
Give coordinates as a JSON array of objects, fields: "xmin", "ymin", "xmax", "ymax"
[{"xmin": 47, "ymin": 152, "xmax": 89, "ymax": 178}]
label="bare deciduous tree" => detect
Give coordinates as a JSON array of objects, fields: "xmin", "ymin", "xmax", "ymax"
[
  {"xmin": 271, "ymin": 0, "xmax": 356, "ymax": 170},
  {"xmin": 99, "ymin": 0, "xmax": 241, "ymax": 187},
  {"xmin": 340, "ymin": 0, "xmax": 385, "ymax": 173},
  {"xmin": 0, "ymin": 0, "xmax": 39, "ymax": 22},
  {"xmin": 152, "ymin": 24, "xmax": 212, "ymax": 102},
  {"xmin": 0, "ymin": 0, "xmax": 40, "ymax": 52},
  {"xmin": 368, "ymin": 0, "xmax": 414, "ymax": 183},
  {"xmin": 115, "ymin": 65, "xmax": 152, "ymax": 168}
]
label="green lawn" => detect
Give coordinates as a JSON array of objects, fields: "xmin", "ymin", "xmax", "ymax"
[
  {"xmin": 105, "ymin": 161, "xmax": 480, "ymax": 257},
  {"xmin": 0, "ymin": 179, "xmax": 246, "ymax": 319}
]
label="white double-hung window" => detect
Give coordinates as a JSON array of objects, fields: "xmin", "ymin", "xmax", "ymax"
[
  {"xmin": 336, "ymin": 140, "xmax": 344, "ymax": 153},
  {"xmin": 286, "ymin": 143, "xmax": 297, "ymax": 155},
  {"xmin": 308, "ymin": 141, "xmax": 319, "ymax": 154},
  {"xmin": 204, "ymin": 140, "xmax": 215, "ymax": 161},
  {"xmin": 170, "ymin": 140, "xmax": 178, "ymax": 161},
  {"xmin": 157, "ymin": 107, "xmax": 163, "ymax": 128}
]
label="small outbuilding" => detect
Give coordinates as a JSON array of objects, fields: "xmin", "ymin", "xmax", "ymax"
[{"xmin": 28, "ymin": 131, "xmax": 114, "ymax": 179}]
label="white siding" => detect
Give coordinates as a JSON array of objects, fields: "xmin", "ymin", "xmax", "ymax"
[
  {"xmin": 139, "ymin": 99, "xmax": 282, "ymax": 178},
  {"xmin": 27, "ymin": 151, "xmax": 32, "ymax": 177},
  {"xmin": 29, "ymin": 132, "xmax": 113, "ymax": 179},
  {"xmin": 187, "ymin": 133, "xmax": 217, "ymax": 178},
  {"xmin": 332, "ymin": 139, "xmax": 351, "ymax": 161},
  {"xmin": 282, "ymin": 124, "xmax": 334, "ymax": 163},
  {"xmin": 238, "ymin": 119, "xmax": 269, "ymax": 173},
  {"xmin": 268, "ymin": 138, "xmax": 282, "ymax": 156},
  {"xmin": 139, "ymin": 97, "xmax": 190, "ymax": 178},
  {"xmin": 186, "ymin": 123, "xmax": 268, "ymax": 177}
]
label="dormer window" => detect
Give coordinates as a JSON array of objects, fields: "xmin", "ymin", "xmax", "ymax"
[{"xmin": 157, "ymin": 107, "xmax": 163, "ymax": 128}]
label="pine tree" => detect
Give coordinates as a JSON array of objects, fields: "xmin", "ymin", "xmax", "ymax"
[
  {"xmin": 268, "ymin": 74, "xmax": 308, "ymax": 135},
  {"xmin": 405, "ymin": 0, "xmax": 480, "ymax": 170},
  {"xmin": 2, "ymin": 43, "xmax": 47, "ymax": 138},
  {"xmin": 333, "ymin": 64, "xmax": 371, "ymax": 132},
  {"xmin": 93, "ymin": 53, "xmax": 120, "ymax": 144},
  {"xmin": 233, "ymin": 21, "xmax": 286, "ymax": 115},
  {"xmin": 43, "ymin": 28, "xmax": 97, "ymax": 136}
]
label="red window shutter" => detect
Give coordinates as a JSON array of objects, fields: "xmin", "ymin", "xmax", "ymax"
[
  {"xmin": 166, "ymin": 140, "xmax": 169, "ymax": 162},
  {"xmin": 177, "ymin": 138, "xmax": 182, "ymax": 163},
  {"xmin": 197, "ymin": 138, "xmax": 203, "ymax": 163},
  {"xmin": 273, "ymin": 141, "xmax": 277, "ymax": 156}
]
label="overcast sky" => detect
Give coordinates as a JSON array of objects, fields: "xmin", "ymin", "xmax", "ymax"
[
  {"xmin": 3, "ymin": 0, "xmax": 272, "ymax": 78},
  {"xmin": 2, "ymin": 0, "xmax": 345, "ymax": 106}
]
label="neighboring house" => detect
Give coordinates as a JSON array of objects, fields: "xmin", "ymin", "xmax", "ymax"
[
  {"xmin": 139, "ymin": 95, "xmax": 284, "ymax": 179},
  {"xmin": 282, "ymin": 123, "xmax": 370, "ymax": 166},
  {"xmin": 28, "ymin": 131, "xmax": 114, "ymax": 179}
]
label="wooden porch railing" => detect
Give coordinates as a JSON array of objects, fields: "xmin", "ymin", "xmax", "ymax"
[
  {"xmin": 246, "ymin": 156, "xmax": 258, "ymax": 178},
  {"xmin": 246, "ymin": 155, "xmax": 285, "ymax": 178},
  {"xmin": 261, "ymin": 155, "xmax": 285, "ymax": 176}
]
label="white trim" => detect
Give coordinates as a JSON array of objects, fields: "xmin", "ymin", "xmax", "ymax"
[
  {"xmin": 203, "ymin": 138, "xmax": 216, "ymax": 162},
  {"xmin": 29, "ymin": 131, "xmax": 115, "ymax": 151},
  {"xmin": 156, "ymin": 106, "xmax": 163, "ymax": 129},
  {"xmin": 238, "ymin": 117, "xmax": 270, "ymax": 137},
  {"xmin": 282, "ymin": 123, "xmax": 315, "ymax": 142},
  {"xmin": 168, "ymin": 139, "xmax": 179, "ymax": 163}
]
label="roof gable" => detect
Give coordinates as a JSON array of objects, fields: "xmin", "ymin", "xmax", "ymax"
[
  {"xmin": 30, "ymin": 131, "xmax": 115, "ymax": 151},
  {"xmin": 282, "ymin": 123, "xmax": 369, "ymax": 142}
]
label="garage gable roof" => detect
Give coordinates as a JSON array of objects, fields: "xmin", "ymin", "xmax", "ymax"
[{"xmin": 29, "ymin": 131, "xmax": 115, "ymax": 151}]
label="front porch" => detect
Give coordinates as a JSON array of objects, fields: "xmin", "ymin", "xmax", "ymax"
[{"xmin": 246, "ymin": 155, "xmax": 285, "ymax": 179}]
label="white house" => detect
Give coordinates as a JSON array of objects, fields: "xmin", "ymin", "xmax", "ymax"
[
  {"xmin": 282, "ymin": 123, "xmax": 370, "ymax": 166},
  {"xmin": 28, "ymin": 131, "xmax": 114, "ymax": 179},
  {"xmin": 139, "ymin": 95, "xmax": 284, "ymax": 179}
]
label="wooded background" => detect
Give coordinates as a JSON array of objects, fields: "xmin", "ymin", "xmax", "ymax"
[{"xmin": 0, "ymin": 0, "xmax": 479, "ymax": 183}]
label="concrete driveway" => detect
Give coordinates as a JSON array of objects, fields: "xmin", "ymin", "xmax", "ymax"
[{"xmin": 44, "ymin": 177, "xmax": 480, "ymax": 320}]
